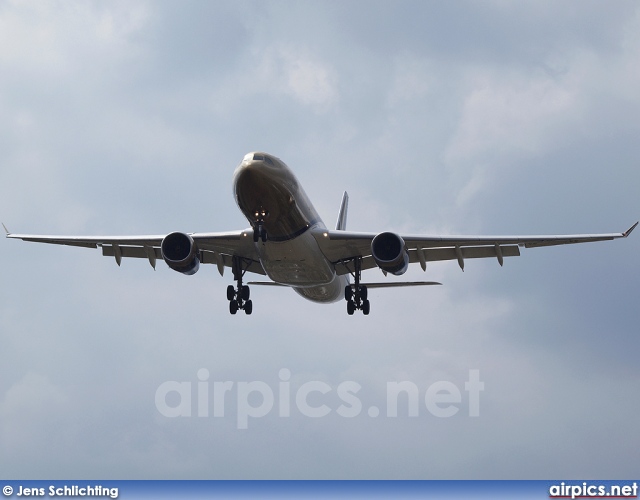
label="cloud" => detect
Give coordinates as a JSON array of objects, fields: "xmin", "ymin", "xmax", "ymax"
[
  {"xmin": 1, "ymin": 0, "xmax": 639, "ymax": 481},
  {"xmin": 446, "ymin": 71, "xmax": 576, "ymax": 167},
  {"xmin": 0, "ymin": 372, "xmax": 70, "ymax": 472},
  {"xmin": 0, "ymin": 1, "xmax": 149, "ymax": 77},
  {"xmin": 233, "ymin": 44, "xmax": 340, "ymax": 112}
]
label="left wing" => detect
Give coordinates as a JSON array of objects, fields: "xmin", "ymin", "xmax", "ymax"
[
  {"xmin": 3, "ymin": 227, "xmax": 266, "ymax": 276},
  {"xmin": 313, "ymin": 222, "xmax": 638, "ymax": 274}
]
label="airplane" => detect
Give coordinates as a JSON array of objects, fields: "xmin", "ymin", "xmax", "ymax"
[{"xmin": 4, "ymin": 152, "xmax": 638, "ymax": 315}]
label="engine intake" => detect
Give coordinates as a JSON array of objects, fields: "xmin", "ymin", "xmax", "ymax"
[
  {"xmin": 371, "ymin": 232, "xmax": 409, "ymax": 275},
  {"xmin": 161, "ymin": 232, "xmax": 200, "ymax": 275}
]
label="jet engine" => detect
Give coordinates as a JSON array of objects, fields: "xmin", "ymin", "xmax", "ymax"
[
  {"xmin": 371, "ymin": 232, "xmax": 409, "ymax": 275},
  {"xmin": 161, "ymin": 232, "xmax": 200, "ymax": 275}
]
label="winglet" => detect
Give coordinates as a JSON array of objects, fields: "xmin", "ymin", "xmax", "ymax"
[
  {"xmin": 2, "ymin": 223, "xmax": 9, "ymax": 236},
  {"xmin": 623, "ymin": 221, "xmax": 638, "ymax": 238}
]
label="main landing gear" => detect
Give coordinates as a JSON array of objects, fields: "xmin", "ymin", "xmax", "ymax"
[
  {"xmin": 345, "ymin": 257, "xmax": 370, "ymax": 315},
  {"xmin": 228, "ymin": 256, "xmax": 253, "ymax": 315}
]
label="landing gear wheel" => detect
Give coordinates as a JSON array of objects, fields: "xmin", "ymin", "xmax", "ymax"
[
  {"xmin": 344, "ymin": 258, "xmax": 372, "ymax": 315},
  {"xmin": 227, "ymin": 256, "xmax": 256, "ymax": 315},
  {"xmin": 229, "ymin": 300, "xmax": 239, "ymax": 315},
  {"xmin": 362, "ymin": 299, "xmax": 370, "ymax": 315},
  {"xmin": 347, "ymin": 300, "xmax": 355, "ymax": 315},
  {"xmin": 345, "ymin": 286, "xmax": 353, "ymax": 301}
]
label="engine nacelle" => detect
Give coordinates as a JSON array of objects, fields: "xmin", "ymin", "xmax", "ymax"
[
  {"xmin": 161, "ymin": 232, "xmax": 200, "ymax": 275},
  {"xmin": 371, "ymin": 232, "xmax": 409, "ymax": 276}
]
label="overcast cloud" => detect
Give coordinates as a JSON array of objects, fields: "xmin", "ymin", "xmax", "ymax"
[{"xmin": 1, "ymin": 0, "xmax": 639, "ymax": 479}]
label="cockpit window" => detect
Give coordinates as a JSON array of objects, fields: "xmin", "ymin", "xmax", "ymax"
[{"xmin": 253, "ymin": 154, "xmax": 273, "ymax": 165}]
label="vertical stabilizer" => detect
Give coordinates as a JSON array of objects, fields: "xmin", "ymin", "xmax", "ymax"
[{"xmin": 335, "ymin": 191, "xmax": 349, "ymax": 230}]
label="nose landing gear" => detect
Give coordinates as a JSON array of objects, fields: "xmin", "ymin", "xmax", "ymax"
[{"xmin": 252, "ymin": 209, "xmax": 268, "ymax": 243}]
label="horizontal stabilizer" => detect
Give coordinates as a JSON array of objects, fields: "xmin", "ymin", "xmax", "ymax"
[
  {"xmin": 247, "ymin": 281, "xmax": 289, "ymax": 287},
  {"xmin": 249, "ymin": 281, "xmax": 442, "ymax": 288},
  {"xmin": 352, "ymin": 281, "xmax": 442, "ymax": 288}
]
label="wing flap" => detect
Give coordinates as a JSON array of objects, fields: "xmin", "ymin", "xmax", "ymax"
[
  {"xmin": 206, "ymin": 252, "xmax": 266, "ymax": 276},
  {"xmin": 332, "ymin": 245, "xmax": 520, "ymax": 275},
  {"xmin": 412, "ymin": 244, "xmax": 520, "ymax": 262},
  {"xmin": 102, "ymin": 245, "xmax": 162, "ymax": 259},
  {"xmin": 334, "ymin": 256, "xmax": 377, "ymax": 275},
  {"xmin": 101, "ymin": 245, "xmax": 266, "ymax": 275}
]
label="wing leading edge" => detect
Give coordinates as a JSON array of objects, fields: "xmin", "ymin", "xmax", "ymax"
[
  {"xmin": 4, "ymin": 228, "xmax": 266, "ymax": 276},
  {"xmin": 314, "ymin": 222, "xmax": 638, "ymax": 274},
  {"xmin": 5, "ymin": 221, "xmax": 637, "ymax": 277}
]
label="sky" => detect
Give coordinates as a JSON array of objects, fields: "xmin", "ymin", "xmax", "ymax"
[{"xmin": 1, "ymin": 0, "xmax": 639, "ymax": 480}]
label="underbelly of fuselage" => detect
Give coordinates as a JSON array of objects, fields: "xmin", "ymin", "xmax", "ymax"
[{"xmin": 256, "ymin": 229, "xmax": 345, "ymax": 303}]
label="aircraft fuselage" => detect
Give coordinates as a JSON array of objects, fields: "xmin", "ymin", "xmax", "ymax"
[{"xmin": 233, "ymin": 152, "xmax": 347, "ymax": 303}]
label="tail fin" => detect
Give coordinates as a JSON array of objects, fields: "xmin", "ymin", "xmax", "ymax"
[{"xmin": 335, "ymin": 191, "xmax": 349, "ymax": 230}]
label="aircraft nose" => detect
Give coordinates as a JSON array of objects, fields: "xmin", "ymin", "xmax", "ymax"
[
  {"xmin": 234, "ymin": 156, "xmax": 267, "ymax": 192},
  {"xmin": 234, "ymin": 152, "xmax": 282, "ymax": 191},
  {"xmin": 235, "ymin": 154, "xmax": 260, "ymax": 181},
  {"xmin": 242, "ymin": 152, "xmax": 256, "ymax": 164},
  {"xmin": 241, "ymin": 152, "xmax": 277, "ymax": 167}
]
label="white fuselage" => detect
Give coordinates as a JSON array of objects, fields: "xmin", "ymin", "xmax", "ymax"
[{"xmin": 233, "ymin": 152, "xmax": 348, "ymax": 303}]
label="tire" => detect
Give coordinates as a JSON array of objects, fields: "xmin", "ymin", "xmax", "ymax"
[
  {"xmin": 344, "ymin": 286, "xmax": 353, "ymax": 301},
  {"xmin": 362, "ymin": 299, "xmax": 370, "ymax": 315},
  {"xmin": 360, "ymin": 285, "xmax": 368, "ymax": 301},
  {"xmin": 241, "ymin": 285, "xmax": 250, "ymax": 301},
  {"xmin": 347, "ymin": 300, "xmax": 355, "ymax": 315},
  {"xmin": 244, "ymin": 300, "xmax": 253, "ymax": 315},
  {"xmin": 229, "ymin": 300, "xmax": 239, "ymax": 315},
  {"xmin": 227, "ymin": 285, "xmax": 236, "ymax": 301}
]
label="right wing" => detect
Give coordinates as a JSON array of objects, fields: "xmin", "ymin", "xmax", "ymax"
[
  {"xmin": 313, "ymin": 222, "xmax": 638, "ymax": 274},
  {"xmin": 4, "ymin": 227, "xmax": 266, "ymax": 276}
]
